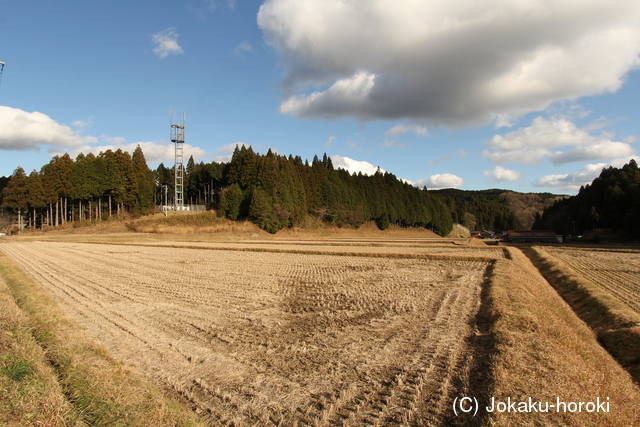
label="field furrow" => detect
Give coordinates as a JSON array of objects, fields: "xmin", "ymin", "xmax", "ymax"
[
  {"xmin": 545, "ymin": 247, "xmax": 640, "ymax": 314},
  {"xmin": 4, "ymin": 241, "xmax": 490, "ymax": 426}
]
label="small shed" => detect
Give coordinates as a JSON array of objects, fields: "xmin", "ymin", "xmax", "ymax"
[{"xmin": 507, "ymin": 230, "xmax": 562, "ymax": 243}]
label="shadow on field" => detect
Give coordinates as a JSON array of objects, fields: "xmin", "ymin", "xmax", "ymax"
[{"xmin": 444, "ymin": 263, "xmax": 497, "ymax": 427}]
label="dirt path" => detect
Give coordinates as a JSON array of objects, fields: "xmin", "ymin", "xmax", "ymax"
[{"xmin": 3, "ymin": 241, "xmax": 490, "ymax": 426}]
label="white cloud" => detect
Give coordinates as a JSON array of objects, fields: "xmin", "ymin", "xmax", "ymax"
[
  {"xmin": 383, "ymin": 124, "xmax": 427, "ymax": 139},
  {"xmin": 549, "ymin": 141, "xmax": 634, "ymax": 165},
  {"xmin": 212, "ymin": 142, "xmax": 250, "ymax": 162},
  {"xmin": 535, "ymin": 163, "xmax": 607, "ymax": 192},
  {"xmin": 428, "ymin": 155, "xmax": 450, "ymax": 165},
  {"xmin": 71, "ymin": 116, "xmax": 94, "ymax": 129},
  {"xmin": 0, "ymin": 106, "xmax": 97, "ymax": 151},
  {"xmin": 258, "ymin": 0, "xmax": 640, "ymax": 125},
  {"xmin": 535, "ymin": 156, "xmax": 640, "ymax": 192},
  {"xmin": 53, "ymin": 140, "xmax": 209, "ymax": 166},
  {"xmin": 483, "ymin": 116, "xmax": 636, "ymax": 165},
  {"xmin": 483, "ymin": 166, "xmax": 523, "ymax": 182},
  {"xmin": 278, "ymin": 71, "xmax": 376, "ymax": 120},
  {"xmin": 330, "ymin": 155, "xmax": 383, "ymax": 176},
  {"xmin": 380, "ymin": 140, "xmax": 404, "ymax": 149},
  {"xmin": 331, "ymin": 153, "xmax": 462, "ymax": 189},
  {"xmin": 325, "ymin": 135, "xmax": 336, "ymax": 148},
  {"xmin": 189, "ymin": 0, "xmax": 236, "ymax": 19},
  {"xmin": 152, "ymin": 28, "xmax": 184, "ymax": 59},
  {"xmin": 412, "ymin": 174, "xmax": 464, "ymax": 189},
  {"xmin": 0, "ymin": 107, "xmax": 213, "ymax": 167},
  {"xmin": 234, "ymin": 40, "xmax": 253, "ymax": 57}
]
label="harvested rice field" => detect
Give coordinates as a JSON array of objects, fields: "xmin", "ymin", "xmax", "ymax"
[
  {"xmin": 3, "ymin": 241, "xmax": 491, "ymax": 426},
  {"xmin": 544, "ymin": 247, "xmax": 640, "ymax": 314}
]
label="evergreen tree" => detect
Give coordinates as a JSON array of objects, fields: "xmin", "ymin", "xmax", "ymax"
[
  {"xmin": 535, "ymin": 160, "xmax": 640, "ymax": 238},
  {"xmin": 155, "ymin": 163, "xmax": 174, "ymax": 206},
  {"xmin": 132, "ymin": 145, "xmax": 155, "ymax": 211},
  {"xmin": 2, "ymin": 167, "xmax": 29, "ymax": 229},
  {"xmin": 25, "ymin": 170, "xmax": 45, "ymax": 228},
  {"xmin": 220, "ymin": 183, "xmax": 244, "ymax": 220},
  {"xmin": 40, "ymin": 154, "xmax": 74, "ymax": 225},
  {"xmin": 249, "ymin": 186, "xmax": 281, "ymax": 233}
]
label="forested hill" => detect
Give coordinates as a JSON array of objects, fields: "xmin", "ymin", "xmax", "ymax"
[
  {"xmin": 208, "ymin": 147, "xmax": 453, "ymax": 235},
  {"xmin": 0, "ymin": 145, "xmax": 453, "ymax": 236},
  {"xmin": 534, "ymin": 160, "xmax": 640, "ymax": 238},
  {"xmin": 433, "ymin": 188, "xmax": 564, "ymax": 231}
]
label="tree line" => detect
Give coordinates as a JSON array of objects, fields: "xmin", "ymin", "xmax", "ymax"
[
  {"xmin": 1, "ymin": 145, "xmax": 454, "ymax": 235},
  {"xmin": 1, "ymin": 147, "xmax": 154, "ymax": 229},
  {"xmin": 534, "ymin": 160, "xmax": 640, "ymax": 238},
  {"xmin": 213, "ymin": 146, "xmax": 453, "ymax": 235}
]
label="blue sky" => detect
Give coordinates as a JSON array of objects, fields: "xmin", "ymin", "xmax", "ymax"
[{"xmin": 1, "ymin": 0, "xmax": 639, "ymax": 194}]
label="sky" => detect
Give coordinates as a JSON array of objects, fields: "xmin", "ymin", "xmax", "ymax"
[{"xmin": 1, "ymin": 0, "xmax": 640, "ymax": 194}]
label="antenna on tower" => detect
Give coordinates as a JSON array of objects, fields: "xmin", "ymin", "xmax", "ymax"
[{"xmin": 170, "ymin": 109, "xmax": 186, "ymax": 211}]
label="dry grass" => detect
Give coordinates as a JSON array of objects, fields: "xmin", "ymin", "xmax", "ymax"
[
  {"xmin": 0, "ymin": 269, "xmax": 80, "ymax": 426},
  {"xmin": 4, "ymin": 241, "xmax": 491, "ymax": 426},
  {"xmin": 485, "ymin": 247, "xmax": 640, "ymax": 426},
  {"xmin": 524, "ymin": 245, "xmax": 640, "ymax": 384},
  {"xmin": 543, "ymin": 246, "xmax": 640, "ymax": 314},
  {"xmin": 3, "ymin": 230, "xmax": 640, "ymax": 426},
  {"xmin": 125, "ymin": 211, "xmax": 261, "ymax": 235},
  {"xmin": 0, "ymin": 248, "xmax": 207, "ymax": 427}
]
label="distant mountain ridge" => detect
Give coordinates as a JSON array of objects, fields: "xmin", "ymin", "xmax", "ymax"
[{"xmin": 433, "ymin": 188, "xmax": 565, "ymax": 232}]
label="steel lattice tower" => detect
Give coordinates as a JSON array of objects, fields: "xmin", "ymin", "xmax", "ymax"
[{"xmin": 171, "ymin": 111, "xmax": 185, "ymax": 210}]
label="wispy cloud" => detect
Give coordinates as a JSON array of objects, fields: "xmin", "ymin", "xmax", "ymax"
[
  {"xmin": 189, "ymin": 0, "xmax": 236, "ymax": 19},
  {"xmin": 428, "ymin": 155, "xmax": 450, "ymax": 165},
  {"xmin": 233, "ymin": 40, "xmax": 253, "ymax": 57},
  {"xmin": 324, "ymin": 136, "xmax": 336, "ymax": 148},
  {"xmin": 152, "ymin": 28, "xmax": 184, "ymax": 59},
  {"xmin": 383, "ymin": 124, "xmax": 427, "ymax": 139}
]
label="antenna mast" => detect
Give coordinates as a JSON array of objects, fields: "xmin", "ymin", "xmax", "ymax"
[{"xmin": 170, "ymin": 110, "xmax": 185, "ymax": 210}]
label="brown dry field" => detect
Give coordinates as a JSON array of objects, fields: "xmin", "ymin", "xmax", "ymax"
[
  {"xmin": 3, "ymin": 240, "xmax": 492, "ymax": 426},
  {"xmin": 543, "ymin": 246, "xmax": 640, "ymax": 314},
  {"xmin": 75, "ymin": 239, "xmax": 507, "ymax": 260}
]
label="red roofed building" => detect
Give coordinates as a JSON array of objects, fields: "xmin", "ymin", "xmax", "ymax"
[{"xmin": 507, "ymin": 230, "xmax": 562, "ymax": 243}]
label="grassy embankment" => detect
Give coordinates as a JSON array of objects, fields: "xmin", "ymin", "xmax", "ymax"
[
  {"xmin": 0, "ymin": 249, "xmax": 207, "ymax": 427},
  {"xmin": 524, "ymin": 245, "xmax": 640, "ymax": 383},
  {"xmin": 483, "ymin": 247, "xmax": 640, "ymax": 426}
]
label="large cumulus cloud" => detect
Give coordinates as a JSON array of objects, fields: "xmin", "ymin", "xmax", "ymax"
[
  {"xmin": 0, "ymin": 106, "xmax": 97, "ymax": 151},
  {"xmin": 0, "ymin": 106, "xmax": 209, "ymax": 166},
  {"xmin": 482, "ymin": 116, "xmax": 635, "ymax": 165},
  {"xmin": 258, "ymin": 0, "xmax": 640, "ymax": 125}
]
